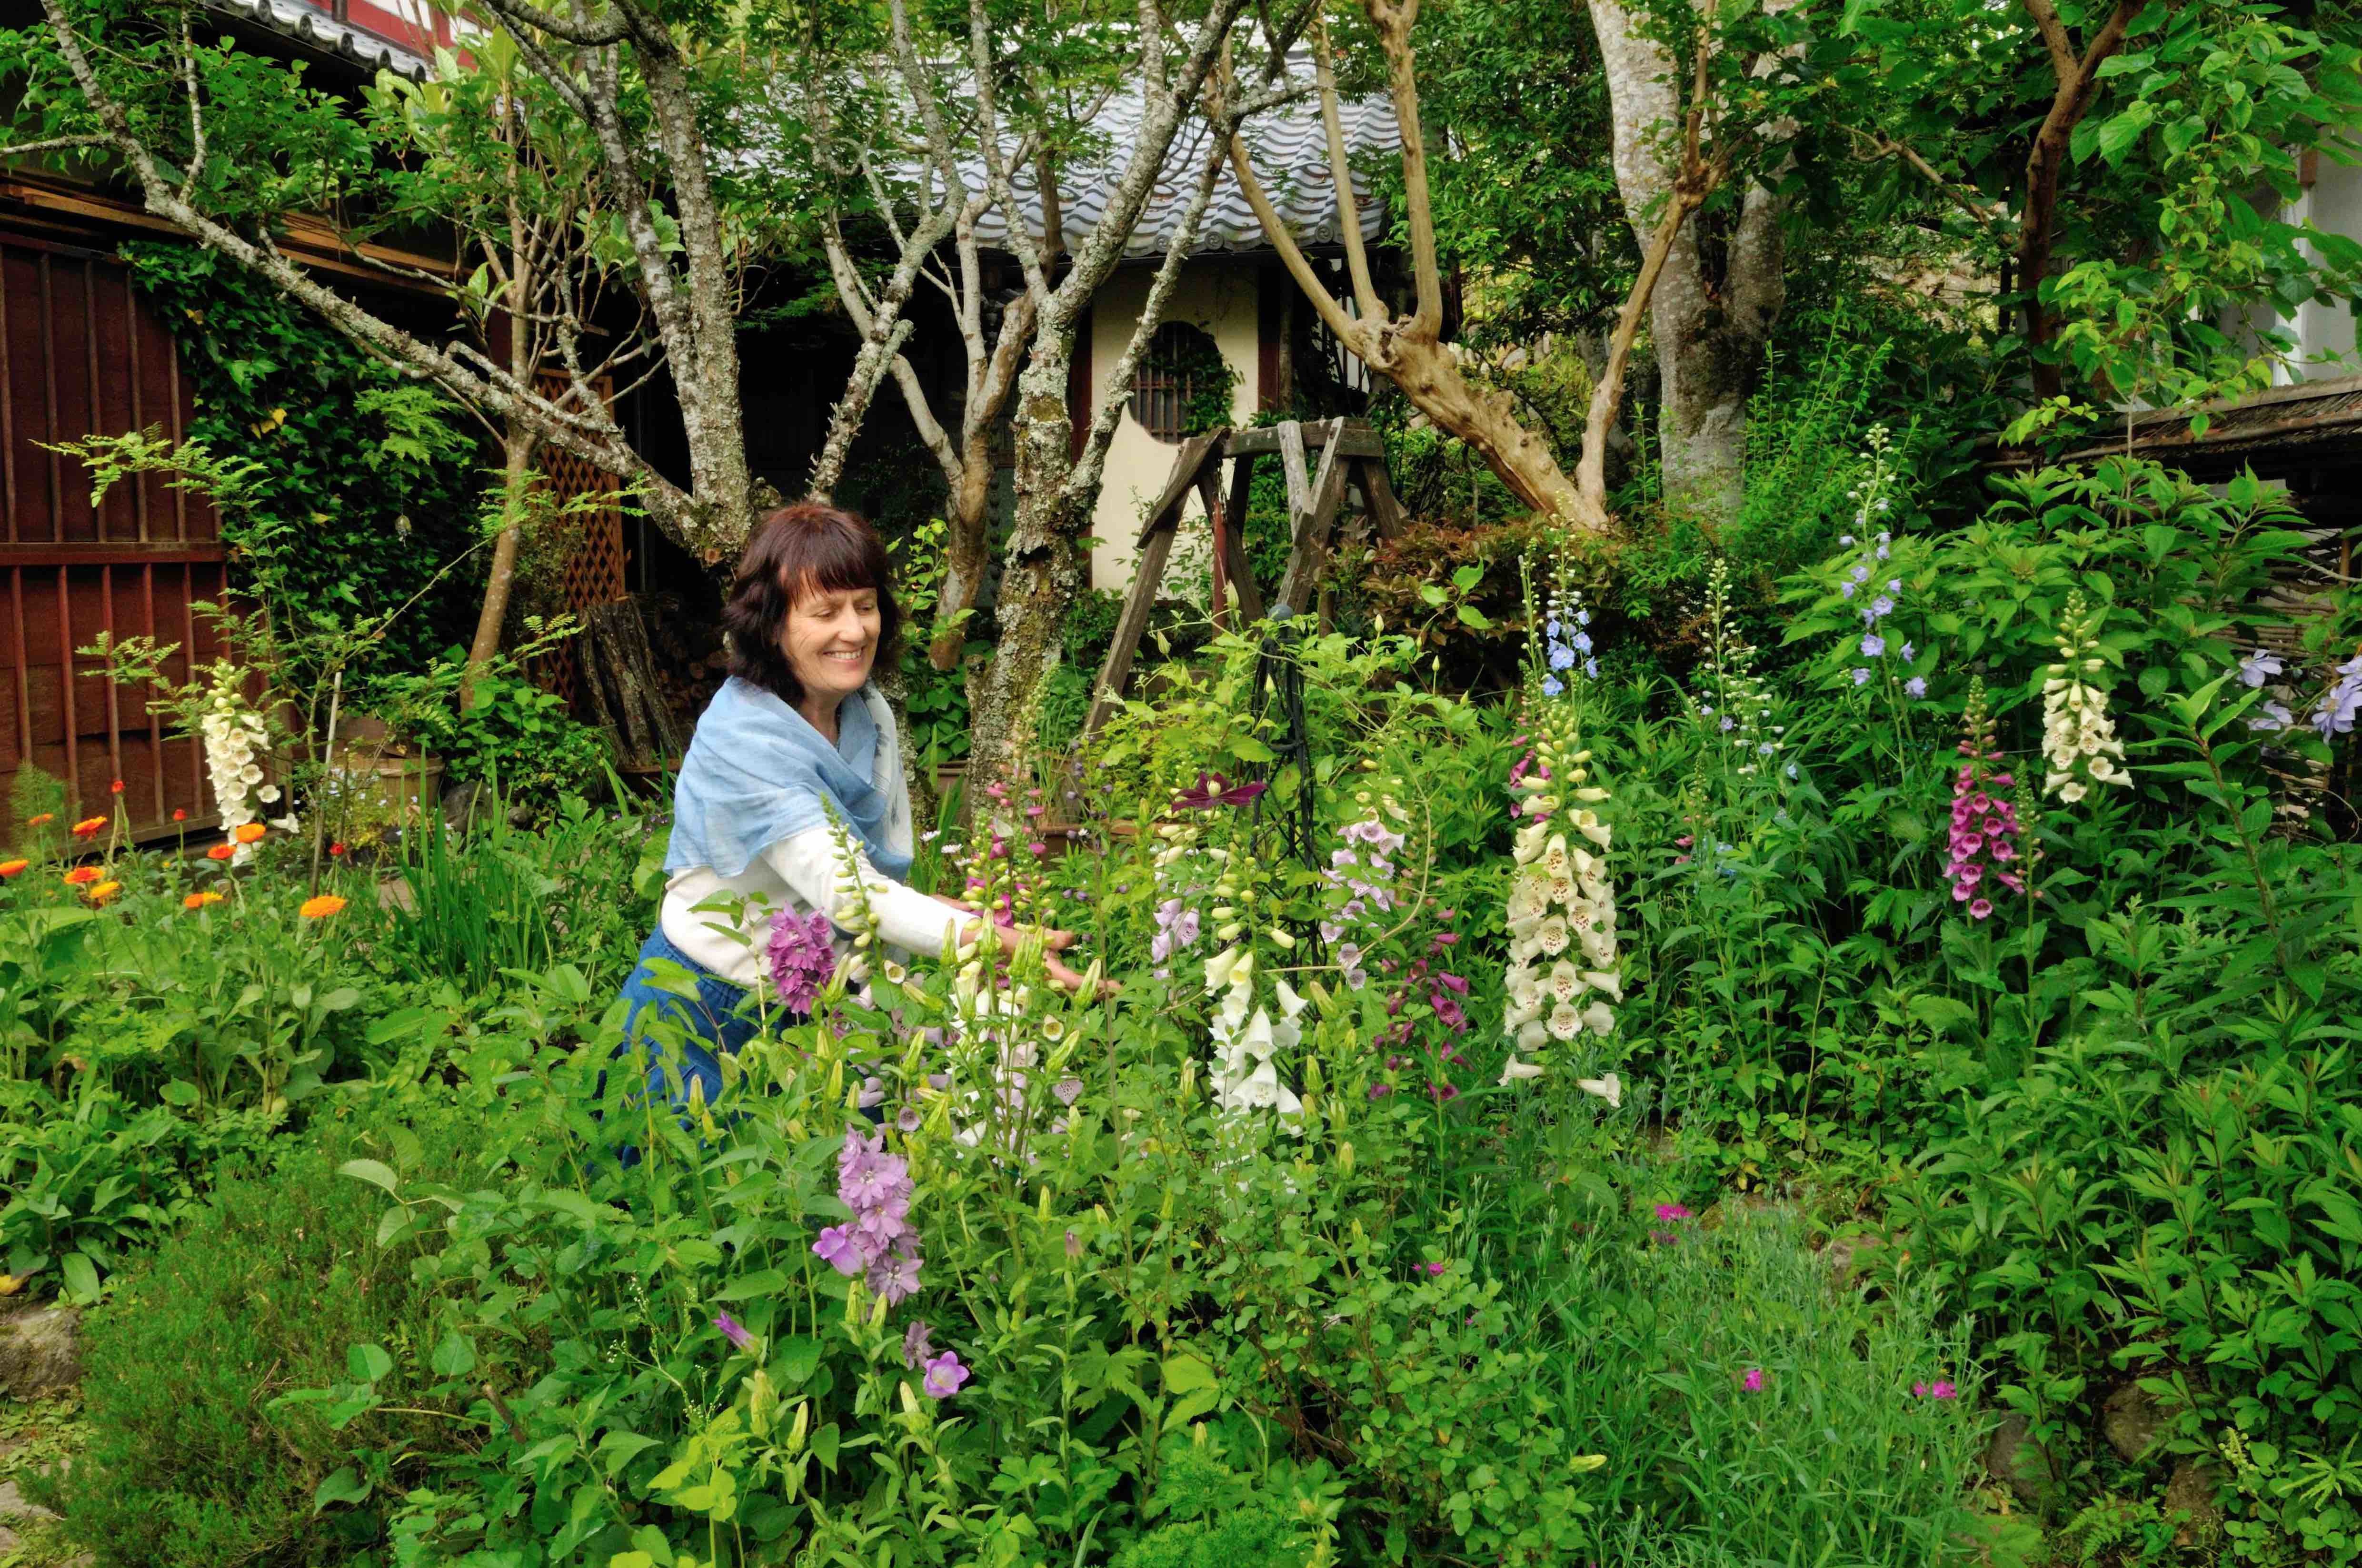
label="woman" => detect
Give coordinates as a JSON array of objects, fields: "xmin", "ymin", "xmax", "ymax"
[{"xmin": 618, "ymin": 502, "xmax": 1081, "ymax": 1111}]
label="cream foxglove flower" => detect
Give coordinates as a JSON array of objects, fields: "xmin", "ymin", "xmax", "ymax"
[
  {"xmin": 1498, "ymin": 1056, "xmax": 1545, "ymax": 1085},
  {"xmin": 1576, "ymin": 1073, "xmax": 1622, "ymax": 1108}
]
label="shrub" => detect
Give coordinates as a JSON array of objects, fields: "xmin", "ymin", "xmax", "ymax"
[{"xmin": 30, "ymin": 1106, "xmax": 477, "ymax": 1566}]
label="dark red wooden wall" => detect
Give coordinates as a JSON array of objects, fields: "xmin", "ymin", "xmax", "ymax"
[{"xmin": 0, "ymin": 231, "xmax": 225, "ymax": 845}]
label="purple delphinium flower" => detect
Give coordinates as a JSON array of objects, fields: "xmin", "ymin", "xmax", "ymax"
[
  {"xmin": 1901, "ymin": 641, "xmax": 1915, "ymax": 662},
  {"xmin": 1542, "ymin": 675, "xmax": 1564, "ymax": 697},
  {"xmin": 1743, "ymin": 1368, "xmax": 1764, "ymax": 1393},
  {"xmin": 1851, "ymin": 668, "xmax": 1872, "ymax": 686},
  {"xmin": 812, "ymin": 1225, "xmax": 861, "ymax": 1272},
  {"xmin": 768, "ymin": 907, "xmax": 837, "ymax": 1014},
  {"xmin": 814, "ymin": 1129, "xmax": 926, "ymax": 1305},
  {"xmin": 1840, "ymin": 580, "xmax": 1857, "ymax": 599},
  {"xmin": 2239, "ymin": 648, "xmax": 2284, "ymax": 688},
  {"xmin": 1905, "ymin": 676, "xmax": 1928, "ymax": 699},
  {"xmin": 902, "ymin": 1319, "xmax": 934, "ymax": 1370},
  {"xmin": 1862, "ymin": 634, "xmax": 1886, "ymax": 659},
  {"xmin": 922, "ymin": 1350, "xmax": 970, "ymax": 1399},
  {"xmin": 715, "ymin": 1312, "xmax": 755, "ymax": 1352}
]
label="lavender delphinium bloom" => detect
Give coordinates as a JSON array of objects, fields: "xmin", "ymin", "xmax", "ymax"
[
  {"xmin": 768, "ymin": 907, "xmax": 837, "ymax": 1014},
  {"xmin": 2239, "ymin": 648, "xmax": 2284, "ymax": 688},
  {"xmin": 1862, "ymin": 635, "xmax": 1886, "ymax": 658},
  {"xmin": 1852, "ymin": 668, "xmax": 1872, "ymax": 686},
  {"xmin": 1905, "ymin": 676, "xmax": 1928, "ymax": 698}
]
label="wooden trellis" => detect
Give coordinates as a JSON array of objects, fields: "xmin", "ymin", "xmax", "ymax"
[{"xmin": 1082, "ymin": 417, "xmax": 1403, "ymax": 740}]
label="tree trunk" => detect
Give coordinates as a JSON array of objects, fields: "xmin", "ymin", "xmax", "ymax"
[
  {"xmin": 1592, "ymin": 0, "xmax": 1785, "ymax": 524},
  {"xmin": 928, "ymin": 438, "xmax": 998, "ymax": 670}
]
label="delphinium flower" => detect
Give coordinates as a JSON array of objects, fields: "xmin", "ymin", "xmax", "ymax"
[
  {"xmin": 1537, "ymin": 584, "xmax": 1599, "ymax": 695},
  {"xmin": 811, "ymin": 1127, "xmax": 926, "ymax": 1305},
  {"xmin": 2315, "ymin": 651, "xmax": 2362, "ymax": 740},
  {"xmin": 1696, "ymin": 559, "xmax": 1784, "ymax": 774},
  {"xmin": 768, "ymin": 906, "xmax": 837, "ymax": 1014},
  {"xmin": 2040, "ymin": 592, "xmax": 2129, "ymax": 804},
  {"xmin": 1946, "ymin": 679, "xmax": 2024, "ymax": 920},
  {"xmin": 921, "ymin": 1350, "xmax": 970, "ymax": 1399}
]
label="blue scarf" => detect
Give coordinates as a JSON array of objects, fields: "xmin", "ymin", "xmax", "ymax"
[{"xmin": 662, "ymin": 676, "xmax": 913, "ymax": 881}]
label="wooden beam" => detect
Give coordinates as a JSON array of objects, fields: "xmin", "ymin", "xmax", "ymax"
[
  {"xmin": 1219, "ymin": 452, "xmax": 1265, "ymax": 626},
  {"xmin": 1084, "ymin": 518, "xmax": 1180, "ymax": 740},
  {"xmin": 1273, "ymin": 431, "xmax": 1348, "ymax": 613},
  {"xmin": 1277, "ymin": 419, "xmax": 1312, "ymax": 534},
  {"xmin": 1132, "ymin": 429, "xmax": 1226, "ymax": 545},
  {"xmin": 1228, "ymin": 418, "xmax": 1385, "ymax": 458},
  {"xmin": 1357, "ymin": 457, "xmax": 1406, "ymax": 539}
]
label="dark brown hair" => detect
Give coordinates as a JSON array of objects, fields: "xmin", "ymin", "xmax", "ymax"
[{"xmin": 722, "ymin": 503, "xmax": 902, "ymax": 708}]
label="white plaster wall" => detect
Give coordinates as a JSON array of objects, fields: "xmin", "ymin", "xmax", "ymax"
[
  {"xmin": 1083, "ymin": 260, "xmax": 1261, "ymax": 593},
  {"xmin": 2297, "ymin": 158, "xmax": 2362, "ymax": 374}
]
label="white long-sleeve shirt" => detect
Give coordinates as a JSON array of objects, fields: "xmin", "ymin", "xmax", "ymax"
[
  {"xmin": 661, "ymin": 826, "xmax": 967, "ymax": 990},
  {"xmin": 658, "ymin": 683, "xmax": 965, "ymax": 992}
]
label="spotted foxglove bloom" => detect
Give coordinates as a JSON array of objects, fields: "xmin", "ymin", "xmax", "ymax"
[
  {"xmin": 197, "ymin": 661, "xmax": 269, "ymax": 864},
  {"xmin": 2040, "ymin": 593, "xmax": 2128, "ymax": 804},
  {"xmin": 1502, "ymin": 706, "xmax": 1620, "ymax": 1063},
  {"xmin": 1206, "ymin": 947, "xmax": 1306, "ymax": 1118}
]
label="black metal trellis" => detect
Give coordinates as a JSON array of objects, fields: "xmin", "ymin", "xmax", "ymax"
[{"xmin": 1245, "ymin": 605, "xmax": 1318, "ymax": 874}]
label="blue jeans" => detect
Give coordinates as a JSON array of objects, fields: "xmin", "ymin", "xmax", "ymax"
[{"xmin": 615, "ymin": 926, "xmax": 759, "ymax": 1113}]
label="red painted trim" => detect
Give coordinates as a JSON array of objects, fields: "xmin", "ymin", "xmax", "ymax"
[{"xmin": 1258, "ymin": 262, "xmax": 1285, "ymax": 413}]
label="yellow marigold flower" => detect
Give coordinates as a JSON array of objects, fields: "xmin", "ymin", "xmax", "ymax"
[
  {"xmin": 299, "ymin": 894, "xmax": 347, "ymax": 920},
  {"xmin": 184, "ymin": 891, "xmax": 225, "ymax": 910},
  {"xmin": 62, "ymin": 865, "xmax": 100, "ymax": 885},
  {"xmin": 86, "ymin": 880, "xmax": 121, "ymax": 905},
  {"xmin": 233, "ymin": 822, "xmax": 268, "ymax": 844},
  {"xmin": 70, "ymin": 816, "xmax": 108, "ymax": 839},
  {"xmin": 0, "ymin": 859, "xmax": 26, "ymax": 878}
]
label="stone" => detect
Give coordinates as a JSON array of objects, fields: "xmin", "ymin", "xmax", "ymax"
[
  {"xmin": 2164, "ymin": 1460, "xmax": 2223, "ymax": 1546},
  {"xmin": 1824, "ymin": 1232, "xmax": 1884, "ymax": 1288},
  {"xmin": 0, "ymin": 1304, "xmax": 80, "ymax": 1399},
  {"xmin": 1985, "ymin": 1414, "xmax": 2059, "ymax": 1512},
  {"xmin": 2102, "ymin": 1381, "xmax": 2170, "ymax": 1464}
]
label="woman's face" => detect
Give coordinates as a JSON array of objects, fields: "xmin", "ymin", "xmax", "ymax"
[{"xmin": 779, "ymin": 579, "xmax": 881, "ymax": 710}]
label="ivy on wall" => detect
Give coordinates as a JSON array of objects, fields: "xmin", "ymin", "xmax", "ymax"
[{"xmin": 122, "ymin": 242, "xmax": 488, "ymax": 675}]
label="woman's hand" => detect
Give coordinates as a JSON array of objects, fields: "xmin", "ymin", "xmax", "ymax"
[{"xmin": 952, "ymin": 919, "xmax": 1115, "ymax": 997}]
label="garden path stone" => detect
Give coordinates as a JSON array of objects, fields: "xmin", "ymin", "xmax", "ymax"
[
  {"xmin": 0, "ymin": 1307, "xmax": 80, "ymax": 1400},
  {"xmin": 2164, "ymin": 1460, "xmax": 2223, "ymax": 1546},
  {"xmin": 2101, "ymin": 1381, "xmax": 2169, "ymax": 1463},
  {"xmin": 1983, "ymin": 1414, "xmax": 2059, "ymax": 1512}
]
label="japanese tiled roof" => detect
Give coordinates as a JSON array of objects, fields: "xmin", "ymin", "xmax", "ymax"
[
  {"xmin": 957, "ymin": 80, "xmax": 1401, "ymax": 259},
  {"xmin": 1993, "ymin": 373, "xmax": 2362, "ymax": 478}
]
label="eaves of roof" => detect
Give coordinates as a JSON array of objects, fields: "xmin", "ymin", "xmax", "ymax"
[{"xmin": 202, "ymin": 0, "xmax": 433, "ymax": 82}]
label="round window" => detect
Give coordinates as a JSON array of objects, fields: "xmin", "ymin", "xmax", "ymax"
[{"xmin": 1129, "ymin": 322, "xmax": 1233, "ymax": 443}]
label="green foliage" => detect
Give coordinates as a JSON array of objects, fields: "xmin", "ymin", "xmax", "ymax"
[
  {"xmin": 30, "ymin": 1109, "xmax": 475, "ymax": 1567},
  {"xmin": 394, "ymin": 665, "xmax": 614, "ymax": 810},
  {"xmin": 119, "ymin": 242, "xmax": 488, "ymax": 675}
]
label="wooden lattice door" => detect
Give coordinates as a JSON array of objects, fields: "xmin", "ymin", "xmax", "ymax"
[{"xmin": 530, "ymin": 377, "xmax": 625, "ymax": 708}]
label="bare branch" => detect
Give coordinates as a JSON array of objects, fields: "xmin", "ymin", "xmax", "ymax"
[
  {"xmin": 1312, "ymin": 17, "xmax": 1383, "ymax": 325},
  {"xmin": 1364, "ymin": 0, "xmax": 1444, "ymax": 336},
  {"xmin": 475, "ymin": 0, "xmax": 630, "ymax": 48},
  {"xmin": 2020, "ymin": 0, "xmax": 2079, "ymax": 85},
  {"xmin": 176, "ymin": 14, "xmax": 205, "ymax": 204}
]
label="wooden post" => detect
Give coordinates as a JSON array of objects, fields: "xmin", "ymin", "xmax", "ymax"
[{"xmin": 1082, "ymin": 430, "xmax": 1225, "ymax": 739}]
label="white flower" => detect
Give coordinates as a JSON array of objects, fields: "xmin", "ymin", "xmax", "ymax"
[
  {"xmin": 1517, "ymin": 1018, "xmax": 1548, "ymax": 1052},
  {"xmin": 1548, "ymin": 1002, "xmax": 1584, "ymax": 1041},
  {"xmin": 1498, "ymin": 1056, "xmax": 1545, "ymax": 1086},
  {"xmin": 1576, "ymin": 1073, "xmax": 1622, "ymax": 1108},
  {"xmin": 1547, "ymin": 961, "xmax": 1585, "ymax": 1003},
  {"xmin": 1535, "ymin": 916, "xmax": 1570, "ymax": 956},
  {"xmin": 1582, "ymin": 1001, "xmax": 1616, "ymax": 1036},
  {"xmin": 256, "ymin": 784, "xmax": 281, "ymax": 804}
]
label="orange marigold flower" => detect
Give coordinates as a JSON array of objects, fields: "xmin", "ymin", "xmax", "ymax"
[
  {"xmin": 62, "ymin": 866, "xmax": 100, "ymax": 885},
  {"xmin": 0, "ymin": 859, "xmax": 26, "ymax": 878},
  {"xmin": 183, "ymin": 891, "xmax": 225, "ymax": 909},
  {"xmin": 205, "ymin": 843, "xmax": 237, "ymax": 862},
  {"xmin": 26, "ymin": 813, "xmax": 52, "ymax": 827},
  {"xmin": 299, "ymin": 894, "xmax": 347, "ymax": 920},
  {"xmin": 232, "ymin": 822, "xmax": 268, "ymax": 844},
  {"xmin": 70, "ymin": 816, "xmax": 108, "ymax": 838},
  {"xmin": 86, "ymin": 880, "xmax": 121, "ymax": 905}
]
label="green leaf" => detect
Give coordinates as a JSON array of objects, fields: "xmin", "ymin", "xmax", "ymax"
[
  {"xmin": 340, "ymin": 1158, "xmax": 401, "ymax": 1196},
  {"xmin": 59, "ymin": 1251, "xmax": 101, "ymax": 1303},
  {"xmin": 430, "ymin": 1332, "xmax": 477, "ymax": 1377},
  {"xmin": 313, "ymin": 1466, "xmax": 371, "ymax": 1513},
  {"xmin": 159, "ymin": 1079, "xmax": 199, "ymax": 1107},
  {"xmin": 1455, "ymin": 605, "xmax": 1493, "ymax": 631},
  {"xmin": 2096, "ymin": 103, "xmax": 2155, "ymax": 166},
  {"xmin": 714, "ymin": 1270, "xmax": 789, "ymax": 1301},
  {"xmin": 769, "ymin": 1334, "xmax": 824, "ymax": 1388},
  {"xmin": 1162, "ymin": 1351, "xmax": 1217, "ymax": 1394},
  {"xmin": 348, "ymin": 1342, "xmax": 394, "ymax": 1383}
]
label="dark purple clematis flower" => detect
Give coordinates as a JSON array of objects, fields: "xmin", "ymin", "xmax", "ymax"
[{"xmin": 1174, "ymin": 772, "xmax": 1268, "ymax": 810}]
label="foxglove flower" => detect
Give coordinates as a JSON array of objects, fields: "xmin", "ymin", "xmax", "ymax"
[
  {"xmin": 768, "ymin": 907, "xmax": 837, "ymax": 1014},
  {"xmin": 813, "ymin": 1129, "xmax": 926, "ymax": 1305},
  {"xmin": 2040, "ymin": 593, "xmax": 2129, "ymax": 803}
]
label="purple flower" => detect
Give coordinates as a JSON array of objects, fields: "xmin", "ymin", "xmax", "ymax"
[
  {"xmin": 1867, "ymin": 596, "xmax": 1894, "ymax": 622},
  {"xmin": 1861, "ymin": 635, "xmax": 1886, "ymax": 659},
  {"xmin": 1175, "ymin": 773, "xmax": 1267, "ymax": 810},
  {"xmin": 1368, "ymin": 1083, "xmax": 1392, "ymax": 1099},
  {"xmin": 1654, "ymin": 1203, "xmax": 1692, "ymax": 1221},
  {"xmin": 1053, "ymin": 1077, "xmax": 1083, "ymax": 1106},
  {"xmin": 1542, "ymin": 675, "xmax": 1564, "ymax": 697},
  {"xmin": 715, "ymin": 1311, "xmax": 755, "ymax": 1352},
  {"xmin": 1423, "ymin": 1260, "xmax": 1447, "ymax": 1276},
  {"xmin": 2250, "ymin": 699, "xmax": 2294, "ymax": 733},
  {"xmin": 902, "ymin": 1319, "xmax": 935, "ymax": 1370},
  {"xmin": 1840, "ymin": 581, "xmax": 1857, "ymax": 599},
  {"xmin": 868, "ymin": 1245, "xmax": 923, "ymax": 1305},
  {"xmin": 767, "ymin": 907, "xmax": 837, "ymax": 1014},
  {"xmin": 922, "ymin": 1350, "xmax": 970, "ymax": 1399},
  {"xmin": 1743, "ymin": 1368, "xmax": 1764, "ymax": 1393},
  {"xmin": 1931, "ymin": 1379, "xmax": 1958, "ymax": 1399},
  {"xmin": 1905, "ymin": 676, "xmax": 1928, "ymax": 698},
  {"xmin": 2239, "ymin": 648, "xmax": 2283, "ymax": 688},
  {"xmin": 813, "ymin": 1224, "xmax": 862, "ymax": 1275},
  {"xmin": 1901, "ymin": 641, "xmax": 1915, "ymax": 662},
  {"xmin": 1851, "ymin": 668, "xmax": 1872, "ymax": 686},
  {"xmin": 2313, "ymin": 655, "xmax": 2362, "ymax": 738}
]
